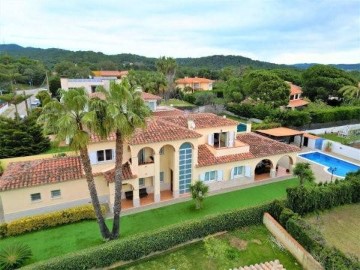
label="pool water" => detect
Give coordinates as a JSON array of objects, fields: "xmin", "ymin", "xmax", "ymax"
[{"xmin": 299, "ymin": 152, "xmax": 360, "ymax": 178}]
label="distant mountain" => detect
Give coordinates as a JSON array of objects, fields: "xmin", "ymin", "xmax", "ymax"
[
  {"xmin": 0, "ymin": 44, "xmax": 289, "ymax": 70},
  {"xmin": 293, "ymin": 63, "xmax": 360, "ymax": 71}
]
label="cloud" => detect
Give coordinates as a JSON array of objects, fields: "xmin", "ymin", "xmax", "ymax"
[{"xmin": 0, "ymin": 0, "xmax": 359, "ymax": 64}]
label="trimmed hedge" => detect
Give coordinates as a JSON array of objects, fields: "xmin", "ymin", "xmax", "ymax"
[
  {"xmin": 309, "ymin": 106, "xmax": 360, "ymax": 123},
  {"xmin": 22, "ymin": 203, "xmax": 274, "ymax": 270},
  {"xmin": 0, "ymin": 205, "xmax": 107, "ymax": 238},
  {"xmin": 286, "ymin": 172, "xmax": 360, "ymax": 215}
]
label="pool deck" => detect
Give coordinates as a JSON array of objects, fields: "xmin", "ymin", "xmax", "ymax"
[{"xmin": 298, "ymin": 147, "xmax": 360, "ymax": 183}]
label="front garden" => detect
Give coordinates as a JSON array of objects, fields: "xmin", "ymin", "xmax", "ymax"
[
  {"xmin": 0, "ymin": 178, "xmax": 298, "ymax": 265},
  {"xmin": 121, "ymin": 225, "xmax": 302, "ymax": 270}
]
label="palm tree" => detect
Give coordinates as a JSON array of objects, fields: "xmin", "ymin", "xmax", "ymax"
[
  {"xmin": 156, "ymin": 56, "xmax": 177, "ymax": 100},
  {"xmin": 339, "ymin": 84, "xmax": 360, "ymax": 100},
  {"xmin": 0, "ymin": 92, "xmax": 31, "ymax": 119},
  {"xmin": 38, "ymin": 88, "xmax": 111, "ymax": 239},
  {"xmin": 190, "ymin": 181, "xmax": 209, "ymax": 210},
  {"xmin": 293, "ymin": 162, "xmax": 315, "ymax": 186},
  {"xmin": 90, "ymin": 79, "xmax": 151, "ymax": 239}
]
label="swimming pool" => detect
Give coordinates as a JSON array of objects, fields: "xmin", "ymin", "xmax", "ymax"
[{"xmin": 298, "ymin": 152, "xmax": 360, "ymax": 178}]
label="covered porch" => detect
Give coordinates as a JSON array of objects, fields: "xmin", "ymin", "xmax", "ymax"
[{"xmin": 121, "ymin": 190, "xmax": 173, "ymax": 210}]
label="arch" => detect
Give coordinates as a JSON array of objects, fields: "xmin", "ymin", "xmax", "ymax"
[
  {"xmin": 137, "ymin": 146, "xmax": 155, "ymax": 165},
  {"xmin": 275, "ymin": 155, "xmax": 294, "ymax": 176},
  {"xmin": 254, "ymin": 159, "xmax": 273, "ymax": 181},
  {"xmin": 180, "ymin": 142, "xmax": 194, "ymax": 150},
  {"xmin": 159, "ymin": 144, "xmax": 176, "ymax": 154}
]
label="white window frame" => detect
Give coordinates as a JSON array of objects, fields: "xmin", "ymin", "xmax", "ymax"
[
  {"xmin": 233, "ymin": 166, "xmax": 244, "ymax": 178},
  {"xmin": 204, "ymin": 170, "xmax": 217, "ymax": 182},
  {"xmin": 30, "ymin": 193, "xmax": 41, "ymax": 202},
  {"xmin": 139, "ymin": 178, "xmax": 145, "ymax": 187},
  {"xmin": 97, "ymin": 149, "xmax": 113, "ymax": 162},
  {"xmin": 51, "ymin": 189, "xmax": 61, "ymax": 199}
]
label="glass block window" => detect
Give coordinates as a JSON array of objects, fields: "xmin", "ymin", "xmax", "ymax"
[{"xmin": 179, "ymin": 143, "xmax": 192, "ymax": 194}]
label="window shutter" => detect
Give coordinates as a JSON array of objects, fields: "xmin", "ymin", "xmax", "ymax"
[
  {"xmin": 230, "ymin": 168, "xmax": 234, "ymax": 180},
  {"xmin": 245, "ymin": 166, "xmax": 251, "ymax": 177},
  {"xmin": 208, "ymin": 134, "xmax": 214, "ymax": 146},
  {"xmin": 89, "ymin": 151, "xmax": 98, "ymax": 165},
  {"xmin": 199, "ymin": 173, "xmax": 205, "ymax": 181},
  {"xmin": 217, "ymin": 170, "xmax": 223, "ymax": 181},
  {"xmin": 228, "ymin": 131, "xmax": 235, "ymax": 147}
]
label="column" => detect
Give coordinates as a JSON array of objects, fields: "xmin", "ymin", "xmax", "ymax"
[
  {"xmin": 153, "ymin": 153, "xmax": 161, "ymax": 202},
  {"xmin": 270, "ymin": 168, "xmax": 276, "ymax": 178},
  {"xmin": 173, "ymin": 149, "xmax": 179, "ymax": 198},
  {"xmin": 132, "ymin": 180, "xmax": 140, "ymax": 207}
]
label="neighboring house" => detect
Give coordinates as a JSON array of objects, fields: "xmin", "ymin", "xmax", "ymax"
[
  {"xmin": 0, "ymin": 94, "xmax": 300, "ymax": 222},
  {"xmin": 286, "ymin": 82, "xmax": 309, "ymax": 110},
  {"xmin": 92, "ymin": 70, "xmax": 128, "ymax": 78},
  {"xmin": 60, "ymin": 77, "xmax": 120, "ymax": 94},
  {"xmin": 176, "ymin": 77, "xmax": 214, "ymax": 91}
]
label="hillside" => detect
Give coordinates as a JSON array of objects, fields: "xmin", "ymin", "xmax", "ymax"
[
  {"xmin": 293, "ymin": 63, "xmax": 360, "ymax": 71},
  {"xmin": 0, "ymin": 44, "xmax": 288, "ymax": 70}
]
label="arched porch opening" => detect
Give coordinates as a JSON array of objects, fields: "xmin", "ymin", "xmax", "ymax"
[
  {"xmin": 137, "ymin": 147, "xmax": 155, "ymax": 165},
  {"xmin": 275, "ymin": 155, "xmax": 294, "ymax": 177},
  {"xmin": 254, "ymin": 159, "xmax": 273, "ymax": 181}
]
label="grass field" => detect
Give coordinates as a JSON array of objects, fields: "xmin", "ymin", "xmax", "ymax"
[
  {"xmin": 121, "ymin": 225, "xmax": 302, "ymax": 270},
  {"xmin": 305, "ymin": 203, "xmax": 360, "ymax": 259},
  {"xmin": 319, "ymin": 133, "xmax": 349, "ymax": 144},
  {"xmin": 0, "ymin": 178, "xmax": 298, "ymax": 264},
  {"xmin": 160, "ymin": 98, "xmax": 195, "ymax": 107}
]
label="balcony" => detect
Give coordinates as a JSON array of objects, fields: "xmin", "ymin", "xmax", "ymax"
[
  {"xmin": 207, "ymin": 140, "xmax": 250, "ymax": 157},
  {"xmin": 137, "ymin": 162, "xmax": 155, "ymax": 178}
]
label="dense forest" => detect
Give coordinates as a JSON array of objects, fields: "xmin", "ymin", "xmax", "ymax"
[{"xmin": 2, "ymin": 44, "xmax": 359, "ymax": 72}]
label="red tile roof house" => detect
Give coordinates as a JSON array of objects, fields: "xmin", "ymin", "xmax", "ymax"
[
  {"xmin": 176, "ymin": 77, "xmax": 215, "ymax": 91},
  {"xmin": 285, "ymin": 82, "xmax": 309, "ymax": 110},
  {"xmin": 0, "ymin": 94, "xmax": 300, "ymax": 222}
]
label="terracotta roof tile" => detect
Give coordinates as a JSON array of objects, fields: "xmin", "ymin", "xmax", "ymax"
[
  {"xmin": 237, "ymin": 133, "xmax": 300, "ymax": 157},
  {"xmin": 176, "ymin": 77, "xmax": 214, "ymax": 84},
  {"xmin": 288, "ymin": 99, "xmax": 309, "ymax": 107},
  {"xmin": 0, "ymin": 157, "xmax": 84, "ymax": 191},
  {"xmin": 153, "ymin": 106, "xmax": 185, "ymax": 117},
  {"xmin": 141, "ymin": 92, "xmax": 162, "ymax": 100},
  {"xmin": 160, "ymin": 113, "xmax": 238, "ymax": 129},
  {"xmin": 129, "ymin": 118, "xmax": 202, "ymax": 145},
  {"xmin": 92, "ymin": 70, "xmax": 128, "ymax": 77},
  {"xmin": 103, "ymin": 163, "xmax": 136, "ymax": 182},
  {"xmin": 286, "ymin": 82, "xmax": 303, "ymax": 95},
  {"xmin": 197, "ymin": 144, "xmax": 255, "ymax": 167}
]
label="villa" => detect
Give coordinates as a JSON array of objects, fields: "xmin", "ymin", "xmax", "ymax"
[
  {"xmin": 0, "ymin": 93, "xmax": 300, "ymax": 222},
  {"xmin": 175, "ymin": 77, "xmax": 214, "ymax": 91},
  {"xmin": 286, "ymin": 82, "xmax": 309, "ymax": 110}
]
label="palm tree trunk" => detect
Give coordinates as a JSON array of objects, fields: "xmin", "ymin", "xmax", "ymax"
[
  {"xmin": 79, "ymin": 147, "xmax": 111, "ymax": 240},
  {"xmin": 111, "ymin": 130, "xmax": 123, "ymax": 239}
]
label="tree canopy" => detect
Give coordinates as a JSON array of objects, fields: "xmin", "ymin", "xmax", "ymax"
[{"xmin": 302, "ymin": 64, "xmax": 357, "ymax": 101}]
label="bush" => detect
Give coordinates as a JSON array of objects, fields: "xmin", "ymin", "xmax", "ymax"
[
  {"xmin": 0, "ymin": 243, "xmax": 32, "ymax": 270},
  {"xmin": 251, "ymin": 121, "xmax": 281, "ymax": 131},
  {"xmin": 3, "ymin": 205, "xmax": 107, "ymax": 237},
  {"xmin": 226, "ymin": 103, "xmax": 274, "ymax": 120},
  {"xmin": 309, "ymin": 106, "xmax": 360, "ymax": 123},
  {"xmin": 279, "ymin": 208, "xmax": 296, "ymax": 227},
  {"xmin": 286, "ymin": 174, "xmax": 360, "ymax": 215},
  {"xmin": 23, "ymin": 203, "xmax": 273, "ymax": 270},
  {"xmin": 270, "ymin": 109, "xmax": 311, "ymax": 127}
]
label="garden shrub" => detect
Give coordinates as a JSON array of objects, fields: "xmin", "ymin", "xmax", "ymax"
[
  {"xmin": 309, "ymin": 106, "xmax": 360, "ymax": 123},
  {"xmin": 0, "ymin": 243, "xmax": 32, "ymax": 270},
  {"xmin": 4, "ymin": 204, "xmax": 107, "ymax": 237},
  {"xmin": 286, "ymin": 173, "xmax": 360, "ymax": 215},
  {"xmin": 251, "ymin": 121, "xmax": 281, "ymax": 131},
  {"xmin": 23, "ymin": 203, "xmax": 273, "ymax": 270},
  {"xmin": 279, "ymin": 208, "xmax": 296, "ymax": 227}
]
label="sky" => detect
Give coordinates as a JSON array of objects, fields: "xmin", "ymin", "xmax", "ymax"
[{"xmin": 0, "ymin": 0, "xmax": 359, "ymax": 64}]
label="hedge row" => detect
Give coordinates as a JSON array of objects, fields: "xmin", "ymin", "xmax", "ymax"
[
  {"xmin": 226, "ymin": 103, "xmax": 360, "ymax": 127},
  {"xmin": 251, "ymin": 122, "xmax": 281, "ymax": 131},
  {"xmin": 286, "ymin": 172, "xmax": 360, "ymax": 215},
  {"xmin": 281, "ymin": 209, "xmax": 360, "ymax": 270},
  {"xmin": 0, "ymin": 204, "xmax": 107, "ymax": 238},
  {"xmin": 23, "ymin": 203, "xmax": 275, "ymax": 270}
]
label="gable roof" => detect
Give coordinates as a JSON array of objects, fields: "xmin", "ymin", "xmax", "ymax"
[
  {"xmin": 0, "ymin": 157, "xmax": 84, "ymax": 191},
  {"xmin": 153, "ymin": 106, "xmax": 185, "ymax": 117},
  {"xmin": 176, "ymin": 77, "xmax": 214, "ymax": 84},
  {"xmin": 237, "ymin": 133, "xmax": 300, "ymax": 157},
  {"xmin": 141, "ymin": 92, "xmax": 162, "ymax": 100},
  {"xmin": 286, "ymin": 82, "xmax": 303, "ymax": 95},
  {"xmin": 129, "ymin": 118, "xmax": 202, "ymax": 145},
  {"xmin": 103, "ymin": 163, "xmax": 136, "ymax": 182},
  {"xmin": 288, "ymin": 99, "xmax": 309, "ymax": 108},
  {"xmin": 256, "ymin": 127, "xmax": 304, "ymax": 137},
  {"xmin": 160, "ymin": 113, "xmax": 238, "ymax": 129}
]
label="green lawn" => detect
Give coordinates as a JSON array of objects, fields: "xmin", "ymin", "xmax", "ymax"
[
  {"xmin": 305, "ymin": 203, "xmax": 360, "ymax": 259},
  {"xmin": 160, "ymin": 98, "xmax": 195, "ymax": 107},
  {"xmin": 0, "ymin": 178, "xmax": 298, "ymax": 265},
  {"xmin": 319, "ymin": 133, "xmax": 348, "ymax": 144},
  {"xmin": 219, "ymin": 113, "xmax": 247, "ymax": 122},
  {"xmin": 121, "ymin": 225, "xmax": 302, "ymax": 270}
]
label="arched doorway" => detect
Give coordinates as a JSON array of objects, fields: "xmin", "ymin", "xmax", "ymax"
[
  {"xmin": 275, "ymin": 156, "xmax": 294, "ymax": 177},
  {"xmin": 137, "ymin": 147, "xmax": 155, "ymax": 165},
  {"xmin": 254, "ymin": 159, "xmax": 273, "ymax": 181},
  {"xmin": 179, "ymin": 142, "xmax": 193, "ymax": 194}
]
